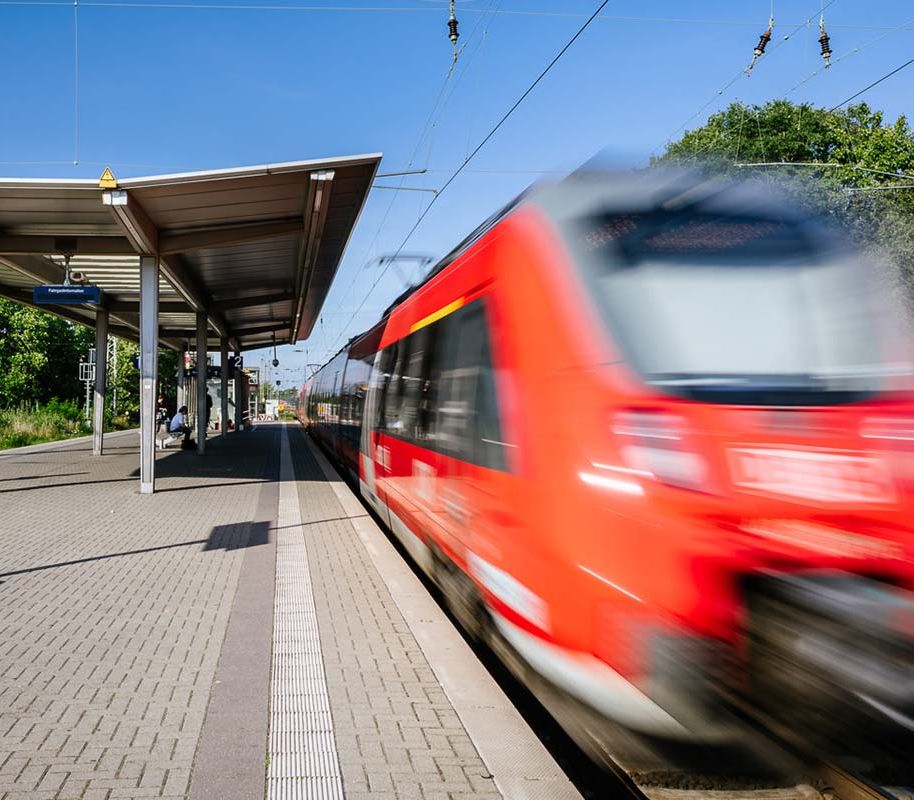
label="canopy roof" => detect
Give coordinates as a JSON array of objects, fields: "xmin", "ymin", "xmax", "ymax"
[{"xmin": 0, "ymin": 153, "xmax": 381, "ymax": 351}]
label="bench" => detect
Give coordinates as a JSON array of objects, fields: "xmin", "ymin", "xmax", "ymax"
[{"xmin": 157, "ymin": 420, "xmax": 190, "ymax": 449}]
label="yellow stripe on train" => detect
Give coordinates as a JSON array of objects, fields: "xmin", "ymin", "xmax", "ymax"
[{"xmin": 408, "ymin": 297, "xmax": 465, "ymax": 334}]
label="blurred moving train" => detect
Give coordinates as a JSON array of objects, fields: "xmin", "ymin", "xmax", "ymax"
[{"xmin": 297, "ymin": 170, "xmax": 914, "ymax": 763}]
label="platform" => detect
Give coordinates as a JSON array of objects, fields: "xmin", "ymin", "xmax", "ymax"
[{"xmin": 0, "ymin": 424, "xmax": 580, "ymax": 800}]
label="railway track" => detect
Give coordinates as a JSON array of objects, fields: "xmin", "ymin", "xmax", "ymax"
[
  {"xmin": 814, "ymin": 762, "xmax": 904, "ymax": 800},
  {"xmin": 481, "ymin": 600, "xmax": 912, "ymax": 800},
  {"xmin": 713, "ymin": 701, "xmax": 913, "ymax": 800},
  {"xmin": 628, "ymin": 753, "xmax": 904, "ymax": 800}
]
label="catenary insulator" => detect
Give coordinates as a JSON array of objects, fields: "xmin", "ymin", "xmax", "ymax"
[
  {"xmin": 745, "ymin": 20, "xmax": 774, "ymax": 74},
  {"xmin": 745, "ymin": 19, "xmax": 774, "ymax": 75},
  {"xmin": 754, "ymin": 26, "xmax": 772, "ymax": 58},
  {"xmin": 819, "ymin": 29, "xmax": 832, "ymax": 67},
  {"xmin": 448, "ymin": 15, "xmax": 459, "ymax": 47}
]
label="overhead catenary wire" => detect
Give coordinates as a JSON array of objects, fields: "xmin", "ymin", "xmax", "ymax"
[
  {"xmin": 0, "ymin": 0, "xmax": 900, "ymax": 29},
  {"xmin": 828, "ymin": 54, "xmax": 914, "ymax": 111},
  {"xmin": 73, "ymin": 0, "xmax": 79, "ymax": 165},
  {"xmin": 326, "ymin": 72, "xmax": 456, "ymax": 317},
  {"xmin": 785, "ymin": 15, "xmax": 914, "ymax": 96},
  {"xmin": 421, "ymin": 0, "xmax": 502, "ymax": 166},
  {"xmin": 658, "ymin": 0, "xmax": 840, "ymax": 154},
  {"xmin": 734, "ymin": 162, "xmax": 914, "ymax": 182},
  {"xmin": 320, "ymin": 0, "xmax": 500, "ymax": 357},
  {"xmin": 329, "ymin": 0, "xmax": 614, "ymax": 357}
]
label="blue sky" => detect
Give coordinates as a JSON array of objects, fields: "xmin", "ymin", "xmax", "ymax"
[{"xmin": 2, "ymin": 0, "xmax": 913, "ymax": 385}]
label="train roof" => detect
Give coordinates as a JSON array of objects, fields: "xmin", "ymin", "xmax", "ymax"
[{"xmin": 328, "ymin": 166, "xmax": 822, "ymax": 365}]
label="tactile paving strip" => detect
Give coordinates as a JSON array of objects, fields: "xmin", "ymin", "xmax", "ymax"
[{"xmin": 268, "ymin": 425, "xmax": 344, "ymax": 800}]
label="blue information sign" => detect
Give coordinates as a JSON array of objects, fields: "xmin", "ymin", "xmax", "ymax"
[{"xmin": 33, "ymin": 285, "xmax": 102, "ymax": 305}]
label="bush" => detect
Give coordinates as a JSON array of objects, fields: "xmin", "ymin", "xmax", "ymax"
[
  {"xmin": 44, "ymin": 397, "xmax": 82, "ymax": 422},
  {"xmin": 108, "ymin": 415, "xmax": 132, "ymax": 431}
]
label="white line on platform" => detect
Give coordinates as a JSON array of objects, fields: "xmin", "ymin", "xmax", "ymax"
[{"xmin": 268, "ymin": 424, "xmax": 343, "ymax": 800}]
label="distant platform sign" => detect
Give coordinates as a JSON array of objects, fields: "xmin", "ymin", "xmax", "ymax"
[{"xmin": 33, "ymin": 285, "xmax": 102, "ymax": 305}]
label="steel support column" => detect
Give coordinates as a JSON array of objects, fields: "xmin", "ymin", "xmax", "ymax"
[
  {"xmin": 177, "ymin": 350, "xmax": 186, "ymax": 410},
  {"xmin": 92, "ymin": 308, "xmax": 109, "ymax": 456},
  {"xmin": 139, "ymin": 256, "xmax": 159, "ymax": 494},
  {"xmin": 234, "ymin": 351, "xmax": 243, "ymax": 432},
  {"xmin": 196, "ymin": 312, "xmax": 208, "ymax": 455},
  {"xmin": 220, "ymin": 338, "xmax": 229, "ymax": 438}
]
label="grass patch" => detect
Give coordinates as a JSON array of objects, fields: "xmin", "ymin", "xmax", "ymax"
[{"xmin": 0, "ymin": 400, "xmax": 91, "ymax": 450}]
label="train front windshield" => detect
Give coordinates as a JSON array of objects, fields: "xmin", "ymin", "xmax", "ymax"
[{"xmin": 572, "ymin": 210, "xmax": 909, "ymax": 404}]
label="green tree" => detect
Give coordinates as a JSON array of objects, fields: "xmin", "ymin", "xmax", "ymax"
[
  {"xmin": 0, "ymin": 301, "xmax": 95, "ymax": 408},
  {"xmin": 105, "ymin": 341, "xmax": 184, "ymax": 423},
  {"xmin": 108, "ymin": 340, "xmax": 140, "ymax": 421},
  {"xmin": 655, "ymin": 100, "xmax": 914, "ymax": 295},
  {"xmin": 0, "ymin": 296, "xmax": 188, "ymax": 432}
]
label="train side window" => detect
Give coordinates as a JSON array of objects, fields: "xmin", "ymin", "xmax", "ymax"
[
  {"xmin": 331, "ymin": 371, "xmax": 340, "ymax": 423},
  {"xmin": 435, "ymin": 299, "xmax": 508, "ymax": 470},
  {"xmin": 386, "ymin": 337, "xmax": 411, "ymax": 434},
  {"xmin": 475, "ymin": 329, "xmax": 507, "ymax": 471},
  {"xmin": 356, "ymin": 354, "xmax": 373, "ymax": 428},
  {"xmin": 400, "ymin": 327, "xmax": 431, "ymax": 440},
  {"xmin": 376, "ymin": 343, "xmax": 398, "ymax": 431},
  {"xmin": 341, "ymin": 355, "xmax": 370, "ymax": 447},
  {"xmin": 437, "ymin": 306, "xmax": 481, "ymax": 462},
  {"xmin": 417, "ymin": 325, "xmax": 443, "ymax": 442},
  {"xmin": 335, "ymin": 352, "xmax": 348, "ymax": 422},
  {"xmin": 314, "ymin": 371, "xmax": 323, "ymax": 422}
]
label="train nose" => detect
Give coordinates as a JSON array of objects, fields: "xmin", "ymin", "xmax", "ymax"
[{"xmin": 746, "ymin": 573, "xmax": 914, "ymax": 743}]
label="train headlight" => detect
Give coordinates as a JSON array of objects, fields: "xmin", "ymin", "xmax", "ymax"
[
  {"xmin": 861, "ymin": 416, "xmax": 914, "ymax": 444},
  {"xmin": 613, "ymin": 410, "xmax": 709, "ymax": 492}
]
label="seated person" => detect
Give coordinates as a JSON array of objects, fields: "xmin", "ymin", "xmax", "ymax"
[{"xmin": 169, "ymin": 405, "xmax": 192, "ymax": 445}]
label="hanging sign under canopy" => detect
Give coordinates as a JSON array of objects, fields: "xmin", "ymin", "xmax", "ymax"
[{"xmin": 33, "ymin": 285, "xmax": 102, "ymax": 305}]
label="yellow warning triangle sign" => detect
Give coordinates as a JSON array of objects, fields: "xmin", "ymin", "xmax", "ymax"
[{"xmin": 98, "ymin": 166, "xmax": 117, "ymax": 189}]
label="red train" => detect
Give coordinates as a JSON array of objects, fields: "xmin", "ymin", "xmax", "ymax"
[{"xmin": 298, "ymin": 170, "xmax": 914, "ymax": 762}]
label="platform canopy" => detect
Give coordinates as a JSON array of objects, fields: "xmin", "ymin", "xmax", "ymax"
[{"xmin": 0, "ymin": 153, "xmax": 382, "ymax": 351}]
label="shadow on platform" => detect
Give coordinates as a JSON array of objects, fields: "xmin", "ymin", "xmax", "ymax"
[
  {"xmin": 0, "ymin": 520, "xmax": 271, "ymax": 582},
  {"xmin": 129, "ymin": 426, "xmax": 282, "ymax": 488},
  {"xmin": 0, "ymin": 477, "xmax": 137, "ymax": 494}
]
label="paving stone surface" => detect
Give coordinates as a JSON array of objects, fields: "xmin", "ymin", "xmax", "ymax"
[
  {"xmin": 0, "ymin": 424, "xmax": 508, "ymax": 800},
  {"xmin": 286, "ymin": 426, "xmax": 503, "ymax": 800},
  {"xmin": 0, "ymin": 429, "xmax": 278, "ymax": 800}
]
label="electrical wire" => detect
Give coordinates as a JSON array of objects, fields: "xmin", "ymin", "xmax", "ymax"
[
  {"xmin": 0, "ymin": 0, "xmax": 901, "ymax": 29},
  {"xmin": 734, "ymin": 162, "xmax": 914, "ymax": 181},
  {"xmin": 785, "ymin": 15, "xmax": 914, "ymax": 96},
  {"xmin": 828, "ymin": 53, "xmax": 914, "ymax": 110},
  {"xmin": 419, "ymin": 0, "xmax": 501, "ymax": 168},
  {"xmin": 330, "ymin": 0, "xmax": 614, "ymax": 355},
  {"xmin": 658, "ymin": 0, "xmax": 840, "ymax": 154},
  {"xmin": 73, "ymin": 0, "xmax": 79, "ymax": 165},
  {"xmin": 320, "ymin": 0, "xmax": 500, "ymax": 358},
  {"xmin": 326, "ymin": 73, "xmax": 455, "ymax": 318}
]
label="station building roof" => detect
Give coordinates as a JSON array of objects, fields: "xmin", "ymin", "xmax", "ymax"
[{"xmin": 0, "ymin": 153, "xmax": 382, "ymax": 352}]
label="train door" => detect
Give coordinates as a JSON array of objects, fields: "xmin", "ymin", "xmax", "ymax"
[
  {"xmin": 332, "ymin": 355, "xmax": 348, "ymax": 466},
  {"xmin": 435, "ymin": 299, "xmax": 512, "ymax": 566},
  {"xmin": 381, "ymin": 326, "xmax": 440, "ymax": 570},
  {"xmin": 328, "ymin": 368, "xmax": 340, "ymax": 454},
  {"xmin": 361, "ymin": 345, "xmax": 395, "ymax": 526}
]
